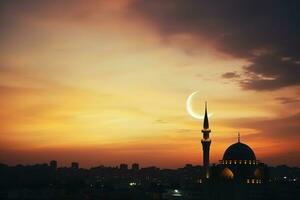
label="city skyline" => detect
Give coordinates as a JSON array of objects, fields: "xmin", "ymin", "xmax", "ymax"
[{"xmin": 0, "ymin": 0, "xmax": 300, "ymax": 168}]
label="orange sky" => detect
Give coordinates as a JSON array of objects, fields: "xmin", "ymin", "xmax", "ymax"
[{"xmin": 0, "ymin": 0, "xmax": 299, "ymax": 168}]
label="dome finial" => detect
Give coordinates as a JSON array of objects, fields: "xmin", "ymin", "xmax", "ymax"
[{"xmin": 238, "ymin": 132, "xmax": 240, "ymax": 143}]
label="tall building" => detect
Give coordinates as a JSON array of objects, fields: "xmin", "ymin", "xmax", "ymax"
[
  {"xmin": 49, "ymin": 160, "xmax": 57, "ymax": 169},
  {"xmin": 132, "ymin": 163, "xmax": 139, "ymax": 171},
  {"xmin": 120, "ymin": 163, "xmax": 128, "ymax": 171},
  {"xmin": 71, "ymin": 162, "xmax": 79, "ymax": 170},
  {"xmin": 201, "ymin": 102, "xmax": 211, "ymax": 179}
]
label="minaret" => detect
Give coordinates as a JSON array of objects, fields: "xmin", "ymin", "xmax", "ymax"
[{"xmin": 201, "ymin": 102, "xmax": 211, "ymax": 179}]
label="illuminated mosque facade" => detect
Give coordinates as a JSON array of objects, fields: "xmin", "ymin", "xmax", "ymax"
[{"xmin": 201, "ymin": 104, "xmax": 269, "ymax": 184}]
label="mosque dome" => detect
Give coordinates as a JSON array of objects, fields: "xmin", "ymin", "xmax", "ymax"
[{"xmin": 223, "ymin": 142, "xmax": 256, "ymax": 161}]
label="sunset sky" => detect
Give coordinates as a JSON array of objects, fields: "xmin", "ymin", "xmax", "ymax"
[{"xmin": 0, "ymin": 0, "xmax": 299, "ymax": 168}]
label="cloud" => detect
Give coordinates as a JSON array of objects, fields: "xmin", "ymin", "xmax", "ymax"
[
  {"xmin": 222, "ymin": 71, "xmax": 240, "ymax": 79},
  {"xmin": 241, "ymin": 54, "xmax": 300, "ymax": 90},
  {"xmin": 225, "ymin": 113, "xmax": 300, "ymax": 140},
  {"xmin": 255, "ymin": 113, "xmax": 300, "ymax": 140},
  {"xmin": 275, "ymin": 97, "xmax": 300, "ymax": 104},
  {"xmin": 131, "ymin": 0, "xmax": 300, "ymax": 90},
  {"xmin": 154, "ymin": 119, "xmax": 167, "ymax": 124}
]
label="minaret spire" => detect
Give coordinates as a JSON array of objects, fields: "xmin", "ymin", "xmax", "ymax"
[
  {"xmin": 201, "ymin": 102, "xmax": 211, "ymax": 179},
  {"xmin": 203, "ymin": 101, "xmax": 209, "ymax": 129},
  {"xmin": 238, "ymin": 132, "xmax": 240, "ymax": 143}
]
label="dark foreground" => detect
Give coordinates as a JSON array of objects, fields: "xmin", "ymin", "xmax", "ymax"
[{"xmin": 0, "ymin": 163, "xmax": 299, "ymax": 200}]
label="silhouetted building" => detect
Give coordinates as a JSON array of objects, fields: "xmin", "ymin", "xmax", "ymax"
[
  {"xmin": 132, "ymin": 163, "xmax": 139, "ymax": 171},
  {"xmin": 0, "ymin": 161, "xmax": 298, "ymax": 200},
  {"xmin": 199, "ymin": 104, "xmax": 268, "ymax": 185},
  {"xmin": 120, "ymin": 163, "xmax": 128, "ymax": 171},
  {"xmin": 50, "ymin": 160, "xmax": 57, "ymax": 169},
  {"xmin": 210, "ymin": 133, "xmax": 268, "ymax": 184},
  {"xmin": 71, "ymin": 162, "xmax": 79, "ymax": 170}
]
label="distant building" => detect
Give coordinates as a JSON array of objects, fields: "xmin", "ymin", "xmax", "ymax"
[
  {"xmin": 120, "ymin": 163, "xmax": 128, "ymax": 170},
  {"xmin": 185, "ymin": 164, "xmax": 193, "ymax": 168},
  {"xmin": 132, "ymin": 163, "xmax": 139, "ymax": 171},
  {"xmin": 49, "ymin": 160, "xmax": 57, "ymax": 169},
  {"xmin": 71, "ymin": 162, "xmax": 79, "ymax": 170}
]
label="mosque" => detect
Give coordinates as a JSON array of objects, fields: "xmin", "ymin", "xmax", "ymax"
[{"xmin": 200, "ymin": 103, "xmax": 269, "ymax": 184}]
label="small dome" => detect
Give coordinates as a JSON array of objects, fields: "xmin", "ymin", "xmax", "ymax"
[
  {"xmin": 223, "ymin": 142, "xmax": 256, "ymax": 160},
  {"xmin": 221, "ymin": 167, "xmax": 234, "ymax": 179}
]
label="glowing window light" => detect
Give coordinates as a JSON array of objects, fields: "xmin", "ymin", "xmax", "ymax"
[
  {"xmin": 244, "ymin": 160, "xmax": 247, "ymax": 164},
  {"xmin": 239, "ymin": 160, "xmax": 242, "ymax": 164},
  {"xmin": 247, "ymin": 179, "xmax": 250, "ymax": 184},
  {"xmin": 129, "ymin": 182, "xmax": 137, "ymax": 186},
  {"xmin": 173, "ymin": 189, "xmax": 182, "ymax": 197},
  {"xmin": 234, "ymin": 160, "xmax": 237, "ymax": 164},
  {"xmin": 251, "ymin": 179, "xmax": 255, "ymax": 184},
  {"xmin": 229, "ymin": 160, "xmax": 232, "ymax": 164}
]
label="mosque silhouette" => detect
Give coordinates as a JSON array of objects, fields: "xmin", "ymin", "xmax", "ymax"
[{"xmin": 199, "ymin": 103, "xmax": 268, "ymax": 184}]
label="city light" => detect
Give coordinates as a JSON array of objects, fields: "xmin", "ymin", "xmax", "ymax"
[{"xmin": 129, "ymin": 182, "xmax": 137, "ymax": 186}]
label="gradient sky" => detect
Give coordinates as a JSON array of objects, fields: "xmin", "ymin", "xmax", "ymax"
[{"xmin": 0, "ymin": 0, "xmax": 299, "ymax": 168}]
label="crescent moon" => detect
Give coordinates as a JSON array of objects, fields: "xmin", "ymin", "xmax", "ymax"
[{"xmin": 186, "ymin": 91, "xmax": 213, "ymax": 120}]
